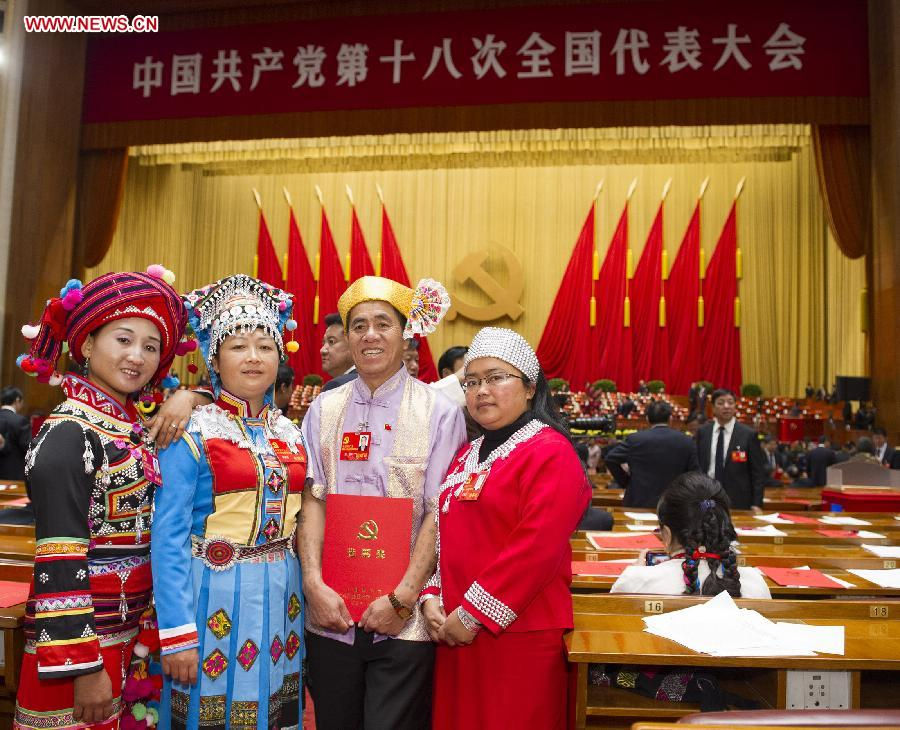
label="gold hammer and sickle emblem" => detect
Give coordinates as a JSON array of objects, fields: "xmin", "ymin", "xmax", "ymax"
[
  {"xmin": 357, "ymin": 520, "xmax": 379, "ymax": 540},
  {"xmin": 446, "ymin": 245, "xmax": 525, "ymax": 322}
]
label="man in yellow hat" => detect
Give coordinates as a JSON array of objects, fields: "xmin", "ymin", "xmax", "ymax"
[{"xmin": 299, "ymin": 276, "xmax": 466, "ymax": 730}]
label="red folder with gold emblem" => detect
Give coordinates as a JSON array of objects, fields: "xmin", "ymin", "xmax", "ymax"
[{"xmin": 321, "ymin": 494, "xmax": 414, "ymax": 621}]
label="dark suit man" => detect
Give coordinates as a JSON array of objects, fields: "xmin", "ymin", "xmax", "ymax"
[
  {"xmin": 604, "ymin": 401, "xmax": 700, "ymax": 508},
  {"xmin": 0, "ymin": 387, "xmax": 30, "ymax": 481},
  {"xmin": 695, "ymin": 388, "xmax": 767, "ymax": 510},
  {"xmin": 319, "ymin": 312, "xmax": 357, "ymax": 392},
  {"xmin": 806, "ymin": 439, "xmax": 838, "ymax": 486},
  {"xmin": 872, "ymin": 428, "xmax": 896, "ymax": 468}
]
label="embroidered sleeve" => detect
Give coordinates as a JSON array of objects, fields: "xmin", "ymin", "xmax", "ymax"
[
  {"xmin": 28, "ymin": 421, "xmax": 102, "ymax": 678},
  {"xmin": 152, "ymin": 433, "xmax": 201, "ymax": 655},
  {"xmin": 460, "ymin": 436, "xmax": 591, "ymax": 635}
]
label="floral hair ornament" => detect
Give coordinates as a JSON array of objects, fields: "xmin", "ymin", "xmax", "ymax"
[
  {"xmin": 699, "ymin": 499, "xmax": 716, "ymax": 512},
  {"xmin": 183, "ymin": 274, "xmax": 295, "ymax": 396},
  {"xmin": 337, "ymin": 275, "xmax": 451, "ymax": 340},
  {"xmin": 17, "ymin": 265, "xmax": 187, "ymax": 387}
]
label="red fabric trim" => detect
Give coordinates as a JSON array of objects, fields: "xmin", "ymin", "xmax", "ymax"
[
  {"xmin": 37, "ymin": 639, "xmax": 101, "ymax": 669},
  {"xmin": 205, "ymin": 439, "xmax": 260, "ymax": 494}
]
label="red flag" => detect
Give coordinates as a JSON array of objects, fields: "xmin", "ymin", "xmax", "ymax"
[
  {"xmin": 349, "ymin": 208, "xmax": 375, "ymax": 282},
  {"xmin": 632, "ymin": 203, "xmax": 669, "ymax": 386},
  {"xmin": 380, "ymin": 206, "xmax": 439, "ymax": 383},
  {"xmin": 536, "ymin": 204, "xmax": 598, "ymax": 390},
  {"xmin": 255, "ymin": 208, "xmax": 283, "ymax": 288},
  {"xmin": 315, "ymin": 207, "xmax": 347, "ymax": 380},
  {"xmin": 702, "ymin": 202, "xmax": 742, "ymax": 392},
  {"xmin": 666, "ymin": 202, "xmax": 702, "ymax": 394},
  {"xmin": 285, "ymin": 206, "xmax": 318, "ymax": 378},
  {"xmin": 595, "ymin": 205, "xmax": 633, "ymax": 393}
]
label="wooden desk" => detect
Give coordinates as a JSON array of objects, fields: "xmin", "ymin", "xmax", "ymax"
[
  {"xmin": 0, "ymin": 536, "xmax": 34, "ymax": 562},
  {"xmin": 572, "ymin": 538, "xmax": 896, "ymax": 563},
  {"xmin": 568, "ymin": 595, "xmax": 900, "ymax": 729},
  {"xmin": 572, "ymin": 550, "xmax": 900, "ymax": 573},
  {"xmin": 569, "ymin": 571, "xmax": 900, "ymax": 598}
]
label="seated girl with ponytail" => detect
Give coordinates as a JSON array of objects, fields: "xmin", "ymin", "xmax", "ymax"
[{"xmin": 611, "ymin": 472, "xmax": 771, "ymax": 598}]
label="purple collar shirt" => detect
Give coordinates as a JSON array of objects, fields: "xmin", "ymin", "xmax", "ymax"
[{"xmin": 301, "ymin": 364, "xmax": 466, "ymax": 643}]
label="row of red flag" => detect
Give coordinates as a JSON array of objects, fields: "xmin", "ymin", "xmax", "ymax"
[
  {"xmin": 537, "ymin": 187, "xmax": 742, "ymax": 395},
  {"xmin": 254, "ymin": 193, "xmax": 438, "ymax": 382}
]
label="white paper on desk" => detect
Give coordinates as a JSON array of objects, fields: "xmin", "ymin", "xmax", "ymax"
[
  {"xmin": 735, "ymin": 525, "xmax": 788, "ymax": 537},
  {"xmin": 862, "ymin": 544, "xmax": 900, "ymax": 558},
  {"xmin": 847, "ymin": 568, "xmax": 900, "ymax": 589},
  {"xmin": 624, "ymin": 511, "xmax": 658, "ymax": 521},
  {"xmin": 820, "ymin": 515, "xmax": 871, "ymax": 526},
  {"xmin": 625, "ymin": 524, "xmax": 655, "ymax": 531},
  {"xmin": 642, "ymin": 590, "xmax": 841, "ymax": 657},
  {"xmin": 754, "ymin": 513, "xmax": 794, "ymax": 524},
  {"xmin": 855, "ymin": 530, "xmax": 886, "ymax": 539},
  {"xmin": 770, "ymin": 622, "xmax": 845, "ymax": 655}
]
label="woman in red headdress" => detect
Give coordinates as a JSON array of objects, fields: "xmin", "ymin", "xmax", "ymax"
[{"xmin": 13, "ymin": 267, "xmax": 187, "ymax": 730}]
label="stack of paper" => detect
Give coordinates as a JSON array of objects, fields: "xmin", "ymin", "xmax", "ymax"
[
  {"xmin": 754, "ymin": 513, "xmax": 795, "ymax": 524},
  {"xmin": 847, "ymin": 568, "xmax": 900, "ymax": 589},
  {"xmin": 777, "ymin": 513, "xmax": 819, "ymax": 524},
  {"xmin": 820, "ymin": 515, "xmax": 871, "ymax": 526},
  {"xmin": 642, "ymin": 590, "xmax": 845, "ymax": 657},
  {"xmin": 735, "ymin": 525, "xmax": 788, "ymax": 537},
  {"xmin": 861, "ymin": 544, "xmax": 900, "ymax": 558},
  {"xmin": 624, "ymin": 511, "xmax": 658, "ymax": 522}
]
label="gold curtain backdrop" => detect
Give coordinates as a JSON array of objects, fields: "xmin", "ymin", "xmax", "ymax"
[{"xmin": 87, "ymin": 125, "xmax": 866, "ymax": 396}]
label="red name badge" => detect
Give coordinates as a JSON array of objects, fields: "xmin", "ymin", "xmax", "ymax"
[
  {"xmin": 458, "ymin": 471, "xmax": 489, "ymax": 501},
  {"xmin": 340, "ymin": 432, "xmax": 372, "ymax": 461},
  {"xmin": 270, "ymin": 440, "xmax": 307, "ymax": 465},
  {"xmin": 731, "ymin": 448, "xmax": 748, "ymax": 463},
  {"xmin": 140, "ymin": 449, "xmax": 162, "ymax": 486}
]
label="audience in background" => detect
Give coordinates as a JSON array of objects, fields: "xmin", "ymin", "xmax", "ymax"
[{"xmin": 0, "ymin": 386, "xmax": 29, "ymax": 480}]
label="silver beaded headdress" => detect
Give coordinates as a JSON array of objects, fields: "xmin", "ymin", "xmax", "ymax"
[
  {"xmin": 464, "ymin": 327, "xmax": 541, "ymax": 382},
  {"xmin": 183, "ymin": 275, "xmax": 295, "ymax": 395}
]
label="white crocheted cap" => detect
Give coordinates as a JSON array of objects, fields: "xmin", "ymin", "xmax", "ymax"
[{"xmin": 464, "ymin": 327, "xmax": 540, "ymax": 382}]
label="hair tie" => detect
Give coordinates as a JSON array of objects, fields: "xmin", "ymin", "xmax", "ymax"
[
  {"xmin": 691, "ymin": 549, "xmax": 721, "ymax": 560},
  {"xmin": 699, "ymin": 499, "xmax": 716, "ymax": 512}
]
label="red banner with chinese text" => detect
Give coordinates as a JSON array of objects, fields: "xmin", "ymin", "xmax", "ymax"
[{"xmin": 83, "ymin": 1, "xmax": 867, "ymax": 124}]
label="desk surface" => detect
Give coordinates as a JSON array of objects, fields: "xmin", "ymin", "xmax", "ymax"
[
  {"xmin": 570, "ymin": 571, "xmax": 900, "ymax": 597},
  {"xmin": 566, "ymin": 615, "xmax": 900, "ymax": 670}
]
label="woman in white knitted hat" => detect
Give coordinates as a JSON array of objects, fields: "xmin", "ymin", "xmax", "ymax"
[{"xmin": 420, "ymin": 327, "xmax": 590, "ymax": 729}]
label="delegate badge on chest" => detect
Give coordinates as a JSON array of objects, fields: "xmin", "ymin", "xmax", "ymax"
[
  {"xmin": 270, "ymin": 439, "xmax": 307, "ymax": 465},
  {"xmin": 140, "ymin": 448, "xmax": 162, "ymax": 486},
  {"xmin": 731, "ymin": 447, "xmax": 748, "ymax": 463},
  {"xmin": 340, "ymin": 432, "xmax": 372, "ymax": 462},
  {"xmin": 458, "ymin": 470, "xmax": 490, "ymax": 501}
]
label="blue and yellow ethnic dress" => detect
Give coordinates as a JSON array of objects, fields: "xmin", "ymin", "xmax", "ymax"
[{"xmin": 152, "ymin": 388, "xmax": 307, "ymax": 729}]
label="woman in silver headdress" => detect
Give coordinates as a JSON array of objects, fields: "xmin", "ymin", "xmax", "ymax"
[
  {"xmin": 152, "ymin": 275, "xmax": 307, "ymax": 729},
  {"xmin": 420, "ymin": 327, "xmax": 591, "ymax": 729}
]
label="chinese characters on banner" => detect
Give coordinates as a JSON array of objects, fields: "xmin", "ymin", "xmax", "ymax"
[{"xmin": 82, "ymin": 1, "xmax": 867, "ymax": 123}]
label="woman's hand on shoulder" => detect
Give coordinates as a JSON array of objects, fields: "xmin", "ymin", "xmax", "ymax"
[{"xmin": 148, "ymin": 390, "xmax": 209, "ymax": 449}]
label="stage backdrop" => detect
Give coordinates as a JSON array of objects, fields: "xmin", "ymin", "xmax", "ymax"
[{"xmin": 86, "ymin": 124, "xmax": 865, "ymax": 395}]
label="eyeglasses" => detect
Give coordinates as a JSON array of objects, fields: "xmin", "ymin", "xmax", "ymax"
[{"xmin": 461, "ymin": 372, "xmax": 525, "ymax": 392}]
